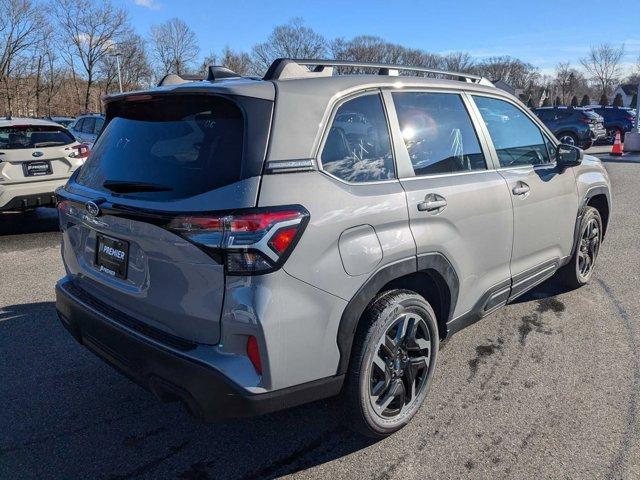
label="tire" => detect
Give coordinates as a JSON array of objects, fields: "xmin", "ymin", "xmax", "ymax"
[
  {"xmin": 557, "ymin": 206, "xmax": 602, "ymax": 289},
  {"xmin": 344, "ymin": 290, "xmax": 439, "ymax": 438},
  {"xmin": 580, "ymin": 140, "xmax": 593, "ymax": 150},
  {"xmin": 557, "ymin": 132, "xmax": 578, "ymax": 147}
]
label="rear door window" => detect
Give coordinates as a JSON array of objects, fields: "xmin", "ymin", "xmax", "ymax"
[
  {"xmin": 473, "ymin": 96, "xmax": 550, "ymax": 167},
  {"xmin": 320, "ymin": 93, "xmax": 395, "ymax": 183},
  {"xmin": 80, "ymin": 118, "xmax": 95, "ymax": 134},
  {"xmin": 94, "ymin": 118, "xmax": 104, "ymax": 134},
  {"xmin": 392, "ymin": 92, "xmax": 486, "ymax": 175},
  {"xmin": 76, "ymin": 95, "xmax": 249, "ymax": 200}
]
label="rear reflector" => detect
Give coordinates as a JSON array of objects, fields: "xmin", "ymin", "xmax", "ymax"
[{"xmin": 247, "ymin": 336, "xmax": 262, "ymax": 374}]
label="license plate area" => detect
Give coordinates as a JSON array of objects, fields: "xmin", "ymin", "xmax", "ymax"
[
  {"xmin": 96, "ymin": 234, "xmax": 129, "ymax": 279},
  {"xmin": 23, "ymin": 161, "xmax": 52, "ymax": 177}
]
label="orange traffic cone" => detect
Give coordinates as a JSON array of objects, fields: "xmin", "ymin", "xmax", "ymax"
[{"xmin": 611, "ymin": 130, "xmax": 623, "ymax": 156}]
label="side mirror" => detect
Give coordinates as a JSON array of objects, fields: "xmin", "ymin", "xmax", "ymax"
[{"xmin": 556, "ymin": 144, "xmax": 583, "ymax": 168}]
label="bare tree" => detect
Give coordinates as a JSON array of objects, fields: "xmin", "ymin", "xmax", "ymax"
[
  {"xmin": 202, "ymin": 46, "xmax": 253, "ymax": 76},
  {"xmin": 553, "ymin": 62, "xmax": 587, "ymax": 104},
  {"xmin": 55, "ymin": 0, "xmax": 130, "ymax": 112},
  {"xmin": 99, "ymin": 32, "xmax": 152, "ymax": 94},
  {"xmin": 0, "ymin": 0, "xmax": 45, "ymax": 115},
  {"xmin": 331, "ymin": 36, "xmax": 441, "ymax": 75},
  {"xmin": 476, "ymin": 56, "xmax": 539, "ymax": 89},
  {"xmin": 441, "ymin": 52, "xmax": 475, "ymax": 73},
  {"xmin": 580, "ymin": 43, "xmax": 625, "ymax": 98},
  {"xmin": 150, "ymin": 18, "xmax": 199, "ymax": 77},
  {"xmin": 252, "ymin": 18, "xmax": 327, "ymax": 75}
]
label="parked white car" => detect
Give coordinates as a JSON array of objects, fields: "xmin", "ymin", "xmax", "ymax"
[{"xmin": 0, "ymin": 117, "xmax": 89, "ymax": 211}]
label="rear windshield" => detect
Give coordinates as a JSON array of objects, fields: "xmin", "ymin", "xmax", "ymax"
[
  {"xmin": 0, "ymin": 125, "xmax": 75, "ymax": 149},
  {"xmin": 76, "ymin": 94, "xmax": 270, "ymax": 200}
]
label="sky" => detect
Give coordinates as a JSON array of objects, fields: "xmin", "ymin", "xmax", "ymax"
[{"xmin": 116, "ymin": 0, "xmax": 640, "ymax": 75}]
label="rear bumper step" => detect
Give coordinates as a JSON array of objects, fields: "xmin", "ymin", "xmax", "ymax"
[
  {"xmin": 55, "ymin": 277, "xmax": 344, "ymax": 421},
  {"xmin": 0, "ymin": 193, "xmax": 57, "ymax": 211}
]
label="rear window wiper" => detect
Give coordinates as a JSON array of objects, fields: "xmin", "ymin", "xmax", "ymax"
[{"xmin": 103, "ymin": 180, "xmax": 173, "ymax": 193}]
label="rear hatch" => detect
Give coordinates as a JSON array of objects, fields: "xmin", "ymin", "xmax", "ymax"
[
  {"xmin": 58, "ymin": 92, "xmax": 273, "ymax": 345},
  {"xmin": 0, "ymin": 124, "xmax": 83, "ymax": 182}
]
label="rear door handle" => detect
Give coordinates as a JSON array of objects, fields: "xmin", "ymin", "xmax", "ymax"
[
  {"xmin": 512, "ymin": 183, "xmax": 530, "ymax": 196},
  {"xmin": 417, "ymin": 194, "xmax": 447, "ymax": 212}
]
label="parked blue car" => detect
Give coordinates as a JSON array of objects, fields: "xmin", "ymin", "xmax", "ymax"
[{"xmin": 532, "ymin": 107, "xmax": 606, "ymax": 150}]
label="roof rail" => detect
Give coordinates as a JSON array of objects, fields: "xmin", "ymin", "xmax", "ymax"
[{"xmin": 263, "ymin": 58, "xmax": 493, "ymax": 86}]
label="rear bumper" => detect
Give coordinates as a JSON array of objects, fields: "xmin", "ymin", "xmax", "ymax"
[
  {"xmin": 0, "ymin": 177, "xmax": 67, "ymax": 210},
  {"xmin": 55, "ymin": 277, "xmax": 344, "ymax": 421}
]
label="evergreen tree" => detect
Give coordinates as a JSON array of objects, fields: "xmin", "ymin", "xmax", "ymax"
[
  {"xmin": 631, "ymin": 93, "xmax": 637, "ymax": 109},
  {"xmin": 570, "ymin": 96, "xmax": 579, "ymax": 107},
  {"xmin": 599, "ymin": 93, "xmax": 609, "ymax": 106},
  {"xmin": 542, "ymin": 97, "xmax": 551, "ymax": 107},
  {"xmin": 580, "ymin": 94, "xmax": 590, "ymax": 106},
  {"xmin": 613, "ymin": 93, "xmax": 623, "ymax": 107},
  {"xmin": 554, "ymin": 96, "xmax": 561, "ymax": 106}
]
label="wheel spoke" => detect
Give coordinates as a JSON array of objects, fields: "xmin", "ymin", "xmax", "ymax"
[
  {"xmin": 370, "ymin": 379, "xmax": 386, "ymax": 400},
  {"xmin": 375, "ymin": 379, "xmax": 402, "ymax": 413},
  {"xmin": 394, "ymin": 315, "xmax": 408, "ymax": 345},
  {"xmin": 373, "ymin": 351, "xmax": 387, "ymax": 373},
  {"xmin": 403, "ymin": 361, "xmax": 417, "ymax": 401},
  {"xmin": 382, "ymin": 333, "xmax": 396, "ymax": 355}
]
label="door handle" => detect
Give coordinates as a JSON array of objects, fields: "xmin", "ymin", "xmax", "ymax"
[
  {"xmin": 417, "ymin": 196, "xmax": 447, "ymax": 212},
  {"xmin": 512, "ymin": 183, "xmax": 530, "ymax": 196}
]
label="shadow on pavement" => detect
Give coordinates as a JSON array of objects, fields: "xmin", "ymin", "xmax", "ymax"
[
  {"xmin": 598, "ymin": 156, "xmax": 640, "ymax": 164},
  {"xmin": 0, "ymin": 301, "xmax": 374, "ymax": 480},
  {"xmin": 509, "ymin": 275, "xmax": 577, "ymax": 305},
  {"xmin": 0, "ymin": 208, "xmax": 59, "ymax": 236}
]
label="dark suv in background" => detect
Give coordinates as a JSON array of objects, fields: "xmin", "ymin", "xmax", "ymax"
[
  {"xmin": 532, "ymin": 106, "xmax": 605, "ymax": 149},
  {"xmin": 585, "ymin": 106, "xmax": 636, "ymax": 142}
]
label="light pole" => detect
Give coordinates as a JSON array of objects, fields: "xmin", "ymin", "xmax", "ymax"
[
  {"xmin": 624, "ymin": 82, "xmax": 640, "ymax": 152},
  {"xmin": 112, "ymin": 52, "xmax": 123, "ymax": 93}
]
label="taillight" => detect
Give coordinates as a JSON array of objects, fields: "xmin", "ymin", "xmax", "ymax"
[
  {"xmin": 166, "ymin": 206, "xmax": 309, "ymax": 275},
  {"xmin": 69, "ymin": 143, "xmax": 90, "ymax": 159},
  {"xmin": 624, "ymin": 115, "xmax": 635, "ymax": 121}
]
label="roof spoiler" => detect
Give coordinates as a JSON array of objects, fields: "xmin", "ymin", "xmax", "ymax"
[
  {"xmin": 263, "ymin": 58, "xmax": 493, "ymax": 86},
  {"xmin": 157, "ymin": 66, "xmax": 241, "ymax": 87}
]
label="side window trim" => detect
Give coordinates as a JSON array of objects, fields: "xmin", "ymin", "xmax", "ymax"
[
  {"xmin": 383, "ymin": 88, "xmax": 498, "ymax": 178},
  {"xmin": 469, "ymin": 93, "xmax": 556, "ymax": 170},
  {"xmin": 316, "ymin": 89, "xmax": 398, "ymax": 185}
]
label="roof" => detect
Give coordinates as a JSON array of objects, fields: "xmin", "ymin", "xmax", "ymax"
[
  {"xmin": 0, "ymin": 117, "xmax": 65, "ymax": 128},
  {"xmin": 618, "ymin": 84, "xmax": 639, "ymax": 96},
  {"xmin": 101, "ymin": 60, "xmax": 512, "ymax": 161}
]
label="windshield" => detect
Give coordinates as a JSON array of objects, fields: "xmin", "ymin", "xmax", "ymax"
[
  {"xmin": 77, "ymin": 95, "xmax": 247, "ymax": 200},
  {"xmin": 0, "ymin": 125, "xmax": 76, "ymax": 149}
]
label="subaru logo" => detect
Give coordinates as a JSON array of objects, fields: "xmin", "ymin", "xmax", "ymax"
[
  {"xmin": 32, "ymin": 151, "xmax": 44, "ymax": 157},
  {"xmin": 85, "ymin": 201, "xmax": 100, "ymax": 217}
]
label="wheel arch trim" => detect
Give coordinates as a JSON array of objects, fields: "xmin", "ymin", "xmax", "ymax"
[
  {"xmin": 335, "ymin": 252, "xmax": 459, "ymax": 375},
  {"xmin": 571, "ymin": 185, "xmax": 610, "ymax": 257}
]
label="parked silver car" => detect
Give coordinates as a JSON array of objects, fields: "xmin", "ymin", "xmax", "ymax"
[
  {"xmin": 55, "ymin": 60, "xmax": 611, "ymax": 438},
  {"xmin": 67, "ymin": 113, "xmax": 104, "ymax": 144}
]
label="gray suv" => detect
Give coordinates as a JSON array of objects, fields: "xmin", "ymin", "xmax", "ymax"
[{"xmin": 55, "ymin": 59, "xmax": 611, "ymax": 438}]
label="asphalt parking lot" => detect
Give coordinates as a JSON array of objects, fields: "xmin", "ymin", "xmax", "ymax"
[{"xmin": 1, "ymin": 156, "xmax": 639, "ymax": 480}]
